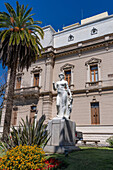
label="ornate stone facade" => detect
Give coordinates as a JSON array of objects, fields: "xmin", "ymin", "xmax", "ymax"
[{"xmin": 1, "ymin": 12, "xmax": 113, "ymax": 144}]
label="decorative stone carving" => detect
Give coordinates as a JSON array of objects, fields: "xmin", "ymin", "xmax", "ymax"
[
  {"xmin": 31, "ymin": 66, "xmax": 42, "ymax": 73},
  {"xmin": 60, "ymin": 63, "xmax": 74, "ymax": 71},
  {"xmin": 85, "ymin": 58, "xmax": 101, "ymax": 66},
  {"xmin": 91, "ymin": 27, "xmax": 98, "ymax": 35},
  {"xmin": 16, "ymin": 71, "xmax": 24, "ymax": 76},
  {"xmin": 68, "ymin": 34, "xmax": 74, "ymax": 42},
  {"xmin": 13, "ymin": 105, "xmax": 18, "ymax": 111},
  {"xmin": 45, "ymin": 54, "xmax": 55, "ymax": 66}
]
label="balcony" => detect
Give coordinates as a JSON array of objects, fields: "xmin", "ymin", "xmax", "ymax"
[
  {"xmin": 85, "ymin": 79, "xmax": 113, "ymax": 93},
  {"xmin": 14, "ymin": 86, "xmax": 40, "ymax": 98},
  {"xmin": 85, "ymin": 81, "xmax": 102, "ymax": 88}
]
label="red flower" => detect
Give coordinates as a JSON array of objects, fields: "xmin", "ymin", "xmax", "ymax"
[{"xmin": 33, "ymin": 158, "xmax": 62, "ymax": 170}]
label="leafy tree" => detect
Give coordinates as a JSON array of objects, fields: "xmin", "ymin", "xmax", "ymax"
[{"xmin": 0, "ymin": 1, "xmax": 44, "ymax": 140}]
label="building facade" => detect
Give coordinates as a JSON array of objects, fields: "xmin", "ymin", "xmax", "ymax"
[{"xmin": 1, "ymin": 12, "xmax": 113, "ymax": 144}]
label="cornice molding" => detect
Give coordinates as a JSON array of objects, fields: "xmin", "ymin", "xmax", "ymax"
[
  {"xmin": 41, "ymin": 34, "xmax": 113, "ymax": 59},
  {"xmin": 55, "ymin": 40, "xmax": 113, "ymax": 58}
]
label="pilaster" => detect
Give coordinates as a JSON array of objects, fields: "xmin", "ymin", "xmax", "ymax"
[
  {"xmin": 44, "ymin": 53, "xmax": 54, "ymax": 91},
  {"xmin": 41, "ymin": 52, "xmax": 55, "ymax": 122},
  {"xmin": 42, "ymin": 93, "xmax": 53, "ymax": 123}
]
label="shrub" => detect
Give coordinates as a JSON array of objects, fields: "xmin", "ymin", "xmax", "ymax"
[
  {"xmin": 0, "ymin": 145, "xmax": 46, "ymax": 170},
  {"xmin": 0, "ymin": 115, "xmax": 50, "ymax": 151},
  {"xmin": 106, "ymin": 136, "xmax": 113, "ymax": 146}
]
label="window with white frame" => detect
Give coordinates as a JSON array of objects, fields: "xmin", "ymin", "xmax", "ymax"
[
  {"xmin": 34, "ymin": 73, "xmax": 39, "ymax": 86},
  {"xmin": 16, "ymin": 72, "xmax": 24, "ymax": 89},
  {"xmin": 85, "ymin": 58, "xmax": 101, "ymax": 85},
  {"xmin": 64, "ymin": 70, "xmax": 71, "ymax": 86},
  {"xmin": 90, "ymin": 65, "xmax": 98, "ymax": 82},
  {"xmin": 60, "ymin": 63, "xmax": 74, "ymax": 88},
  {"xmin": 31, "ymin": 66, "xmax": 42, "ymax": 87}
]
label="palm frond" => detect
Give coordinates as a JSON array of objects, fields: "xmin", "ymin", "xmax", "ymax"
[
  {"xmin": 16, "ymin": 1, "xmax": 20, "ymax": 17},
  {"xmin": 1, "ymin": 30, "xmax": 10, "ymax": 42},
  {"xmin": 4, "ymin": 3, "xmax": 16, "ymax": 18},
  {"xmin": 23, "ymin": 7, "xmax": 33, "ymax": 19}
]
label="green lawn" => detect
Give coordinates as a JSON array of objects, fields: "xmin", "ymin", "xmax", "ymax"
[
  {"xmin": 50, "ymin": 147, "xmax": 113, "ymax": 170},
  {"xmin": 1, "ymin": 147, "xmax": 113, "ymax": 170}
]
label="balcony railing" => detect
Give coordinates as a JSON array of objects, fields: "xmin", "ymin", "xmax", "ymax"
[
  {"xmin": 14, "ymin": 86, "xmax": 40, "ymax": 98},
  {"xmin": 85, "ymin": 81, "xmax": 102, "ymax": 88},
  {"xmin": 85, "ymin": 79, "xmax": 113, "ymax": 90}
]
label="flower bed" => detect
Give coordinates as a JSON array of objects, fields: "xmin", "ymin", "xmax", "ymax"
[
  {"xmin": 0, "ymin": 156, "xmax": 62, "ymax": 170},
  {"xmin": 0, "ymin": 145, "xmax": 46, "ymax": 169}
]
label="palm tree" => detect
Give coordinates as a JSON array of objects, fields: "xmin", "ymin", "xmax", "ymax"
[{"xmin": 0, "ymin": 1, "xmax": 44, "ymax": 140}]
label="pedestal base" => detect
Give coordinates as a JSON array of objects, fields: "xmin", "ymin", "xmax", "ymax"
[
  {"xmin": 44, "ymin": 117, "xmax": 79, "ymax": 153},
  {"xmin": 44, "ymin": 145, "xmax": 79, "ymax": 153}
]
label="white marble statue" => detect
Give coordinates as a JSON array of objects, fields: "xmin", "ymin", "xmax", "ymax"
[{"xmin": 53, "ymin": 72, "xmax": 73, "ymax": 119}]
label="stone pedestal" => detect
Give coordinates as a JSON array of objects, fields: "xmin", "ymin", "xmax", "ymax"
[{"xmin": 44, "ymin": 118, "xmax": 79, "ymax": 153}]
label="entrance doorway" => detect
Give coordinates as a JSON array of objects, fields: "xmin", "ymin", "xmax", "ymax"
[{"xmin": 91, "ymin": 102, "xmax": 100, "ymax": 124}]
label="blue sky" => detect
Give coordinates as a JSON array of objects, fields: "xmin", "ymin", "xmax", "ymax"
[{"xmin": 0, "ymin": 0, "xmax": 113, "ymax": 31}]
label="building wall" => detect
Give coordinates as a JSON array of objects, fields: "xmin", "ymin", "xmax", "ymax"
[{"xmin": 1, "ymin": 13, "xmax": 113, "ymax": 144}]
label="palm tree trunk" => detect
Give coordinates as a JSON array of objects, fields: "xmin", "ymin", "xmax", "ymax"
[{"xmin": 2, "ymin": 60, "xmax": 17, "ymax": 140}]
